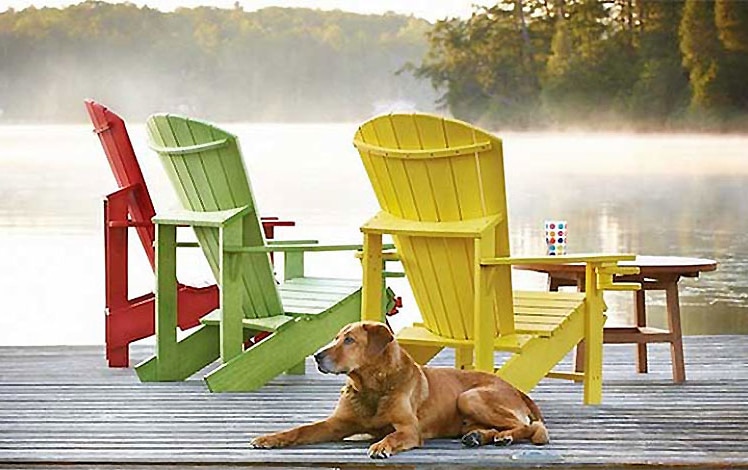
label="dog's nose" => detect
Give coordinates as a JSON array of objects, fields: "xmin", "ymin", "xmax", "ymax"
[{"xmin": 314, "ymin": 351, "xmax": 326, "ymax": 364}]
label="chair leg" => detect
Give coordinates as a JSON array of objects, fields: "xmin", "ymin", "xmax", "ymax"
[
  {"xmin": 455, "ymin": 347, "xmax": 473, "ymax": 370},
  {"xmin": 107, "ymin": 345, "xmax": 129, "ymax": 368},
  {"xmin": 361, "ymin": 233, "xmax": 383, "ymax": 322},
  {"xmin": 573, "ymin": 274, "xmax": 587, "ymax": 374},
  {"xmin": 219, "ymin": 223, "xmax": 244, "ymax": 363},
  {"xmin": 104, "ymin": 196, "xmax": 130, "ymax": 368},
  {"xmin": 473, "ymin": 241, "xmax": 496, "ymax": 373},
  {"xmin": 135, "ymin": 325, "xmax": 220, "ymax": 382},
  {"xmin": 105, "ymin": 307, "xmax": 129, "ymax": 367},
  {"xmin": 154, "ymin": 224, "xmax": 179, "ymax": 380},
  {"xmin": 582, "ymin": 305, "xmax": 604, "ymax": 405},
  {"xmin": 634, "ymin": 289, "xmax": 648, "ymax": 373},
  {"xmin": 135, "ymin": 223, "xmax": 220, "ymax": 382}
]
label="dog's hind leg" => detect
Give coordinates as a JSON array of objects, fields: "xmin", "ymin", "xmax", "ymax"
[
  {"xmin": 460, "ymin": 421, "xmax": 547, "ymax": 447},
  {"xmin": 457, "ymin": 388, "xmax": 549, "ymax": 447}
]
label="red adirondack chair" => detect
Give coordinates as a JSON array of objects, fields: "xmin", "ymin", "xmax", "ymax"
[{"xmin": 85, "ymin": 100, "xmax": 295, "ymax": 367}]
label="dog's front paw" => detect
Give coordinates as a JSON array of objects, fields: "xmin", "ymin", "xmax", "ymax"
[
  {"xmin": 250, "ymin": 434, "xmax": 289, "ymax": 449},
  {"xmin": 367, "ymin": 440, "xmax": 393, "ymax": 459}
]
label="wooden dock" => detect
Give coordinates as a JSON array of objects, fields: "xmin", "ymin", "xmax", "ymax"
[{"xmin": 1, "ymin": 336, "xmax": 747, "ymax": 468}]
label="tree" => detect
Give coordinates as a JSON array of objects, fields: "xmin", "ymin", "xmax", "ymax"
[
  {"xmin": 715, "ymin": 0, "xmax": 748, "ymax": 53},
  {"xmin": 0, "ymin": 3, "xmax": 436, "ymax": 122},
  {"xmin": 680, "ymin": 0, "xmax": 730, "ymax": 116},
  {"xmin": 541, "ymin": 0, "xmax": 635, "ymax": 124},
  {"xmin": 409, "ymin": 0, "xmax": 747, "ymax": 130},
  {"xmin": 413, "ymin": 1, "xmax": 551, "ymax": 127},
  {"xmin": 714, "ymin": 0, "xmax": 748, "ymax": 111},
  {"xmin": 629, "ymin": 0, "xmax": 688, "ymax": 122}
]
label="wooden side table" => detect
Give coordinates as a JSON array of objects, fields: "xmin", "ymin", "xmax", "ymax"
[{"xmin": 515, "ymin": 256, "xmax": 717, "ymax": 382}]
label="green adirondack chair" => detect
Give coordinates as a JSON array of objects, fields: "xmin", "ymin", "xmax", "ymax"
[{"xmin": 134, "ymin": 114, "xmax": 385, "ymax": 392}]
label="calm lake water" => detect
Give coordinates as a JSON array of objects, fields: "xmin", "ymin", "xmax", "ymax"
[{"xmin": 1, "ymin": 123, "xmax": 746, "ymax": 345}]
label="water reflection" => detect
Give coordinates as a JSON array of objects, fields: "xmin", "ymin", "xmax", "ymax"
[
  {"xmin": 0, "ymin": 125, "xmax": 746, "ymax": 344},
  {"xmin": 508, "ymin": 171, "xmax": 748, "ymax": 334}
]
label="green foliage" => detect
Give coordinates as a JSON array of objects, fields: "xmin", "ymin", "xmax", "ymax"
[
  {"xmin": 412, "ymin": 0, "xmax": 748, "ymax": 131},
  {"xmin": 412, "ymin": 1, "xmax": 554, "ymax": 127},
  {"xmin": 680, "ymin": 0, "xmax": 748, "ymax": 122},
  {"xmin": 542, "ymin": 0, "xmax": 638, "ymax": 125},
  {"xmin": 630, "ymin": 0, "xmax": 688, "ymax": 122},
  {"xmin": 680, "ymin": 0, "xmax": 728, "ymax": 115},
  {"xmin": 0, "ymin": 2, "xmax": 435, "ymax": 122},
  {"xmin": 716, "ymin": 0, "xmax": 748, "ymax": 53},
  {"xmin": 2, "ymin": 0, "xmax": 746, "ymax": 129},
  {"xmin": 714, "ymin": 0, "xmax": 748, "ymax": 111}
]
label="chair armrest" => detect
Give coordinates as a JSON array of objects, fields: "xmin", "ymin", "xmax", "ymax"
[
  {"xmin": 481, "ymin": 254, "xmax": 640, "ymax": 291},
  {"xmin": 354, "ymin": 249, "xmax": 400, "ymax": 262},
  {"xmin": 362, "ymin": 211, "xmax": 502, "ymax": 238},
  {"xmin": 354, "ymin": 249, "xmax": 403, "ymax": 278},
  {"xmin": 267, "ymin": 239, "xmax": 319, "ymax": 246},
  {"xmin": 152, "ymin": 206, "xmax": 251, "ymax": 228},
  {"xmin": 226, "ymin": 243, "xmax": 395, "ymax": 254},
  {"xmin": 104, "ymin": 185, "xmax": 153, "ymax": 228},
  {"xmin": 481, "ymin": 254, "xmax": 636, "ymax": 266},
  {"xmin": 108, "ymin": 220, "xmax": 152, "ymax": 228},
  {"xmin": 104, "ymin": 184, "xmax": 138, "ymax": 201},
  {"xmin": 260, "ymin": 219, "xmax": 296, "ymax": 228}
]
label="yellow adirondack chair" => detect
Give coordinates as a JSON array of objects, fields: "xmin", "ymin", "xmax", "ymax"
[{"xmin": 353, "ymin": 113, "xmax": 639, "ymax": 404}]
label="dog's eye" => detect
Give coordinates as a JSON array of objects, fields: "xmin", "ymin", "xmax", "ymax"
[{"xmin": 343, "ymin": 337, "xmax": 355, "ymax": 345}]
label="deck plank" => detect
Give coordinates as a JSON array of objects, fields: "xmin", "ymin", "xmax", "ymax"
[{"xmin": 0, "ymin": 336, "xmax": 747, "ymax": 467}]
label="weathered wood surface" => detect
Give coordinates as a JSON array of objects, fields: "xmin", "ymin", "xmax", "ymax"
[{"xmin": 1, "ymin": 336, "xmax": 747, "ymax": 468}]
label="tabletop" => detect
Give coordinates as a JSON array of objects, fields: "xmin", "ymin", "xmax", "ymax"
[{"xmin": 515, "ymin": 255, "xmax": 718, "ymax": 278}]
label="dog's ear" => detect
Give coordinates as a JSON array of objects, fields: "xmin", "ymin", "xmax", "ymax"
[{"xmin": 364, "ymin": 322, "xmax": 394, "ymax": 356}]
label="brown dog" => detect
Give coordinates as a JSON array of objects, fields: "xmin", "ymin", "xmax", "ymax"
[{"xmin": 250, "ymin": 321, "xmax": 548, "ymax": 458}]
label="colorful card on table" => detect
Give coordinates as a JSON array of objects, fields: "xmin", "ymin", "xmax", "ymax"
[{"xmin": 545, "ymin": 220, "xmax": 567, "ymax": 256}]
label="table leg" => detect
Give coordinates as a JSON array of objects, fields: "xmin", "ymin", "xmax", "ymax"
[
  {"xmin": 665, "ymin": 279, "xmax": 686, "ymax": 383},
  {"xmin": 575, "ymin": 340, "xmax": 585, "ymax": 373},
  {"xmin": 634, "ymin": 289, "xmax": 648, "ymax": 374},
  {"xmin": 548, "ymin": 275, "xmax": 561, "ymax": 292}
]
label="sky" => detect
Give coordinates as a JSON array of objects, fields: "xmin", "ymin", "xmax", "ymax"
[{"xmin": 0, "ymin": 0, "xmax": 495, "ymax": 22}]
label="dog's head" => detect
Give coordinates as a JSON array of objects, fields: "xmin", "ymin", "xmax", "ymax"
[{"xmin": 314, "ymin": 321, "xmax": 394, "ymax": 375}]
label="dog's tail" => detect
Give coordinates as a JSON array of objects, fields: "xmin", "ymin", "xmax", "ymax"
[
  {"xmin": 518, "ymin": 389, "xmax": 545, "ymax": 423},
  {"xmin": 518, "ymin": 391, "xmax": 549, "ymax": 445}
]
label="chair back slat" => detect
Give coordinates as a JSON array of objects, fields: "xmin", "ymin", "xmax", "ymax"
[
  {"xmin": 354, "ymin": 113, "xmax": 514, "ymax": 340},
  {"xmin": 85, "ymin": 100, "xmax": 156, "ymax": 268},
  {"xmin": 147, "ymin": 114, "xmax": 283, "ymax": 319}
]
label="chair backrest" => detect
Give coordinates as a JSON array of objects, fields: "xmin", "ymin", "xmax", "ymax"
[
  {"xmin": 85, "ymin": 100, "xmax": 156, "ymax": 268},
  {"xmin": 354, "ymin": 113, "xmax": 514, "ymax": 340},
  {"xmin": 146, "ymin": 114, "xmax": 283, "ymax": 319}
]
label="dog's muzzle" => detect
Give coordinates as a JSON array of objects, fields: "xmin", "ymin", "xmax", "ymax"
[{"xmin": 314, "ymin": 350, "xmax": 338, "ymax": 374}]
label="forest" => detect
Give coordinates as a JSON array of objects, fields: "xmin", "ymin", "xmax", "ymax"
[
  {"xmin": 414, "ymin": 0, "xmax": 748, "ymax": 130},
  {"xmin": 0, "ymin": 2, "xmax": 435, "ymax": 122},
  {"xmin": 0, "ymin": 0, "xmax": 747, "ymax": 131}
]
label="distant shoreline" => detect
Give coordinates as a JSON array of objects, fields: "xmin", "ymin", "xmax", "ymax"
[{"xmin": 1, "ymin": 117, "xmax": 746, "ymax": 135}]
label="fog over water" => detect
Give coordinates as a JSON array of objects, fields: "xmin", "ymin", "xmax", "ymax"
[
  {"xmin": 0, "ymin": 4, "xmax": 442, "ymax": 123},
  {"xmin": 0, "ymin": 123, "xmax": 746, "ymax": 346},
  {"xmin": 2, "ymin": 0, "xmax": 491, "ymax": 21}
]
